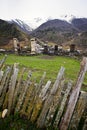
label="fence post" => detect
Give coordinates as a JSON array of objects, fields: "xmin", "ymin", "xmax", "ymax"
[
  {"xmin": 30, "ymin": 80, "xmax": 51, "ymax": 122},
  {"xmin": 20, "ymin": 82, "xmax": 35, "ymax": 117},
  {"xmin": 82, "ymin": 117, "xmax": 87, "ymax": 130},
  {"xmin": 59, "ymin": 57, "xmax": 87, "ymax": 130},
  {"xmin": 12, "ymin": 68, "xmax": 25, "ymax": 109},
  {"xmin": 37, "ymin": 67, "xmax": 65, "ymax": 128},
  {"xmin": 7, "ymin": 64, "xmax": 19, "ymax": 115},
  {"xmin": 69, "ymin": 91, "xmax": 87, "ymax": 130},
  {"xmin": 0, "ymin": 67, "xmax": 11, "ymax": 96},
  {"xmin": 15, "ymin": 71, "xmax": 32, "ymax": 113},
  {"xmin": 0, "ymin": 55, "xmax": 7, "ymax": 69},
  {"xmin": 54, "ymin": 80, "xmax": 72, "ymax": 127},
  {"xmin": 45, "ymin": 78, "xmax": 65, "ymax": 126},
  {"xmin": 0, "ymin": 66, "xmax": 12, "ymax": 107},
  {"xmin": 0, "ymin": 70, "xmax": 3, "ymax": 82},
  {"xmin": 27, "ymin": 72, "xmax": 46, "ymax": 119}
]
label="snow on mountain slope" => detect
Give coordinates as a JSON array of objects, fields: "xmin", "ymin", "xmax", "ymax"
[
  {"xmin": 9, "ymin": 19, "xmax": 33, "ymax": 34},
  {"xmin": 26, "ymin": 17, "xmax": 47, "ymax": 29}
]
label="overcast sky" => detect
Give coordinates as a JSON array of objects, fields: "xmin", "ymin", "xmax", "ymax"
[{"xmin": 0, "ymin": 0, "xmax": 87, "ymax": 21}]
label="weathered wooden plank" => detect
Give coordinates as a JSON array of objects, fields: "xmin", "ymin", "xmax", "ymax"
[
  {"xmin": 0, "ymin": 55, "xmax": 7, "ymax": 69},
  {"xmin": 59, "ymin": 57, "xmax": 87, "ymax": 130},
  {"xmin": 69, "ymin": 91, "xmax": 87, "ymax": 130},
  {"xmin": 20, "ymin": 82, "xmax": 35, "ymax": 117},
  {"xmin": 53, "ymin": 80, "xmax": 72, "ymax": 128},
  {"xmin": 45, "ymin": 78, "xmax": 65, "ymax": 126},
  {"xmin": 83, "ymin": 117, "xmax": 87, "ymax": 130},
  {"xmin": 36, "ymin": 72, "xmax": 46, "ymax": 95},
  {"xmin": 3, "ymin": 91, "xmax": 9, "ymax": 109},
  {"xmin": 0, "ymin": 66, "xmax": 12, "ymax": 107},
  {"xmin": 26, "ymin": 72, "xmax": 46, "ymax": 119},
  {"xmin": 30, "ymin": 80, "xmax": 51, "ymax": 122},
  {"xmin": 12, "ymin": 68, "xmax": 25, "ymax": 109},
  {"xmin": 15, "ymin": 71, "xmax": 32, "ymax": 113},
  {"xmin": 0, "ymin": 70, "xmax": 3, "ymax": 82},
  {"xmin": 26, "ymin": 84, "xmax": 37, "ymax": 119},
  {"xmin": 39, "ymin": 80, "xmax": 51, "ymax": 101},
  {"xmin": 7, "ymin": 65, "xmax": 19, "ymax": 115},
  {"xmin": 37, "ymin": 67, "xmax": 65, "ymax": 128},
  {"xmin": 0, "ymin": 67, "xmax": 11, "ymax": 96}
]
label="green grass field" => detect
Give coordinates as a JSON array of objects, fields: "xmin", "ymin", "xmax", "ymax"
[
  {"xmin": 0, "ymin": 54, "xmax": 79, "ymax": 81},
  {"xmin": 0, "ymin": 54, "xmax": 87, "ymax": 89}
]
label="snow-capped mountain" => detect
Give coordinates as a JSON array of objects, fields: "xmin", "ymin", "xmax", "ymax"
[
  {"xmin": 7, "ymin": 15, "xmax": 87, "ymax": 34},
  {"xmin": 9, "ymin": 15, "xmax": 77, "ymax": 31},
  {"xmin": 59, "ymin": 15, "xmax": 76, "ymax": 23},
  {"xmin": 27, "ymin": 17, "xmax": 47, "ymax": 29},
  {"xmin": 26, "ymin": 15, "xmax": 77, "ymax": 29},
  {"xmin": 8, "ymin": 19, "xmax": 33, "ymax": 34}
]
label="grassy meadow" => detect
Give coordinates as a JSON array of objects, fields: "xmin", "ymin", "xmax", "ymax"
[{"xmin": 0, "ymin": 54, "xmax": 87, "ymax": 89}]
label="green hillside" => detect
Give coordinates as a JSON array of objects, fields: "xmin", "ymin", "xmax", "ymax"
[{"xmin": 0, "ymin": 19, "xmax": 30, "ymax": 46}]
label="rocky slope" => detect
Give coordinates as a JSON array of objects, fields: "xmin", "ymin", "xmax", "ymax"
[
  {"xmin": 0, "ymin": 17, "xmax": 87, "ymax": 50},
  {"xmin": 71, "ymin": 18, "xmax": 87, "ymax": 31},
  {"xmin": 9, "ymin": 19, "xmax": 33, "ymax": 34},
  {"xmin": 0, "ymin": 19, "xmax": 30, "ymax": 47},
  {"xmin": 31, "ymin": 18, "xmax": 87, "ymax": 49}
]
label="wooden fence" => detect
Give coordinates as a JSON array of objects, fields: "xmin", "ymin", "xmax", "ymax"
[{"xmin": 0, "ymin": 55, "xmax": 87, "ymax": 130}]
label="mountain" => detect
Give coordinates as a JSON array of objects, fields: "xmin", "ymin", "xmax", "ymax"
[
  {"xmin": 31, "ymin": 17, "xmax": 87, "ymax": 50},
  {"xmin": 33, "ymin": 19, "xmax": 78, "ymax": 32},
  {"xmin": 71, "ymin": 18, "xmax": 87, "ymax": 31},
  {"xmin": 1, "ymin": 17, "xmax": 87, "ymax": 50},
  {"xmin": 8, "ymin": 19, "xmax": 33, "ymax": 34},
  {"xmin": 59, "ymin": 15, "xmax": 76, "ymax": 23},
  {"xmin": 70, "ymin": 31, "xmax": 87, "ymax": 49},
  {"xmin": 31, "ymin": 19, "xmax": 78, "ymax": 44},
  {"xmin": 0, "ymin": 19, "xmax": 30, "ymax": 46},
  {"xmin": 26, "ymin": 17, "xmax": 47, "ymax": 29}
]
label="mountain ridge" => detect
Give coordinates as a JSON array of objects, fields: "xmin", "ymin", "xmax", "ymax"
[
  {"xmin": 31, "ymin": 19, "xmax": 79, "ymax": 44},
  {"xmin": 8, "ymin": 19, "xmax": 33, "ymax": 34},
  {"xmin": 71, "ymin": 18, "xmax": 87, "ymax": 31},
  {"xmin": 0, "ymin": 17, "xmax": 87, "ymax": 50},
  {"xmin": 0, "ymin": 19, "xmax": 30, "ymax": 47},
  {"xmin": 30, "ymin": 17, "xmax": 87, "ymax": 50}
]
